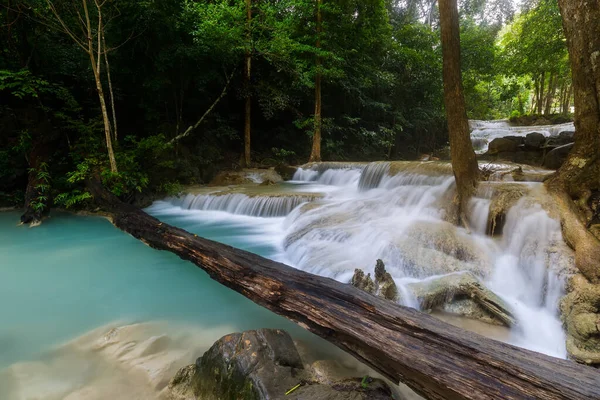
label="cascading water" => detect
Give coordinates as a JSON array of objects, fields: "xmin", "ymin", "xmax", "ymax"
[
  {"xmin": 283, "ymin": 162, "xmax": 570, "ymax": 357},
  {"xmin": 167, "ymin": 192, "xmax": 319, "ymax": 217},
  {"xmin": 147, "ymin": 161, "xmax": 572, "ymax": 359},
  {"xmin": 469, "ymin": 119, "xmax": 575, "ymax": 154}
]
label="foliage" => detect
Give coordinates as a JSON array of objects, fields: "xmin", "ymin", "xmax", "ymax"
[
  {"xmin": 0, "ymin": 0, "xmax": 570, "ymax": 204},
  {"xmin": 28, "ymin": 162, "xmax": 50, "ymax": 213}
]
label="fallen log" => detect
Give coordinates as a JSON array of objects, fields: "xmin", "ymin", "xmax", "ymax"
[{"xmin": 87, "ymin": 178, "xmax": 600, "ymax": 400}]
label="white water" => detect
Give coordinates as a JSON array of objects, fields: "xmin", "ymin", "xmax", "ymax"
[
  {"xmin": 158, "ymin": 162, "xmax": 571, "ymax": 358},
  {"xmin": 469, "ymin": 119, "xmax": 575, "ymax": 154},
  {"xmin": 169, "ymin": 192, "xmax": 319, "ymax": 217}
]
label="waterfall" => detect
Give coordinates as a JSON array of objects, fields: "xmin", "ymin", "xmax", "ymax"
[
  {"xmin": 469, "ymin": 120, "xmax": 575, "ymax": 154},
  {"xmin": 168, "ymin": 193, "xmax": 318, "ymax": 217},
  {"xmin": 357, "ymin": 162, "xmax": 390, "ymax": 190},
  {"xmin": 150, "ymin": 161, "xmax": 573, "ymax": 358}
]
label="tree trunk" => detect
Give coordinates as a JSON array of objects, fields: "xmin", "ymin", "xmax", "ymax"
[
  {"xmin": 545, "ymin": 73, "xmax": 557, "ymax": 115},
  {"xmin": 563, "ymin": 84, "xmax": 573, "ymax": 115},
  {"xmin": 243, "ymin": 0, "xmax": 252, "ymax": 168},
  {"xmin": 438, "ymin": 0, "xmax": 479, "ymax": 221},
  {"xmin": 83, "ymin": 0, "xmax": 118, "ymax": 173},
  {"xmin": 538, "ymin": 72, "xmax": 545, "ymax": 115},
  {"xmin": 309, "ymin": 0, "xmax": 322, "ymax": 163},
  {"xmin": 102, "ymin": 32, "xmax": 118, "ymax": 142},
  {"xmin": 86, "ymin": 178, "xmax": 600, "ymax": 400},
  {"xmin": 546, "ymin": 0, "xmax": 600, "ymax": 283}
]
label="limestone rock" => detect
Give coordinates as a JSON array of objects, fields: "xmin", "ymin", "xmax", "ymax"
[
  {"xmin": 351, "ymin": 269, "xmax": 375, "ymax": 294},
  {"xmin": 408, "ymin": 272, "xmax": 516, "ymax": 327},
  {"xmin": 351, "ymin": 260, "xmax": 398, "ymax": 302},
  {"xmin": 374, "ymin": 259, "xmax": 399, "ymax": 302},
  {"xmin": 487, "ymin": 138, "xmax": 518, "ymax": 155},
  {"xmin": 543, "ymin": 143, "xmax": 574, "ymax": 169},
  {"xmin": 162, "ymin": 329, "xmax": 395, "ymax": 400},
  {"xmin": 524, "ymin": 132, "xmax": 546, "ymax": 149},
  {"xmin": 560, "ymin": 275, "xmax": 600, "ymax": 364}
]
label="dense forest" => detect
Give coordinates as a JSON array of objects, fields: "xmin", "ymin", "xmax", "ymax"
[{"xmin": 1, "ymin": 0, "xmax": 571, "ymax": 214}]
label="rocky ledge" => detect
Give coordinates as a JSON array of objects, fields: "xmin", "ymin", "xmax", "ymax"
[
  {"xmin": 481, "ymin": 130, "xmax": 574, "ymax": 169},
  {"xmin": 161, "ymin": 329, "xmax": 394, "ymax": 400}
]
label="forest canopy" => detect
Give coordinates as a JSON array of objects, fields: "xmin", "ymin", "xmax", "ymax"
[{"xmin": 0, "ymin": 0, "xmax": 570, "ymax": 211}]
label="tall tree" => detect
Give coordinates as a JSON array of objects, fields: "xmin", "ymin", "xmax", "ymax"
[
  {"xmin": 42, "ymin": 0, "xmax": 119, "ymax": 173},
  {"xmin": 438, "ymin": 0, "xmax": 479, "ymax": 223},
  {"xmin": 243, "ymin": 0, "xmax": 252, "ymax": 167},
  {"xmin": 551, "ymin": 0, "xmax": 600, "ymax": 206},
  {"xmin": 308, "ymin": 0, "xmax": 323, "ymax": 163}
]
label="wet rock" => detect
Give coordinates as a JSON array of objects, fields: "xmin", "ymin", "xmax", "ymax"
[
  {"xmin": 351, "ymin": 269, "xmax": 375, "ymax": 294},
  {"xmin": 487, "ymin": 138, "xmax": 518, "ymax": 155},
  {"xmin": 351, "ymin": 261, "xmax": 398, "ymax": 301},
  {"xmin": 558, "ymin": 130, "xmax": 575, "ymax": 141},
  {"xmin": 210, "ymin": 169, "xmax": 283, "ymax": 186},
  {"xmin": 408, "ymin": 272, "xmax": 515, "ymax": 327},
  {"xmin": 374, "ymin": 259, "xmax": 399, "ymax": 301},
  {"xmin": 259, "ymin": 179, "xmax": 277, "ymax": 186},
  {"xmin": 560, "ymin": 275, "xmax": 600, "ymax": 364},
  {"xmin": 547, "ymin": 131, "xmax": 575, "ymax": 147},
  {"xmin": 274, "ymin": 165, "xmax": 299, "ymax": 181},
  {"xmin": 163, "ymin": 329, "xmax": 394, "ymax": 400},
  {"xmin": 524, "ymin": 132, "xmax": 546, "ymax": 149},
  {"xmin": 503, "ymin": 136, "xmax": 525, "ymax": 145},
  {"xmin": 399, "ymin": 221, "xmax": 491, "ymax": 274},
  {"xmin": 543, "ymin": 143, "xmax": 574, "ymax": 169}
]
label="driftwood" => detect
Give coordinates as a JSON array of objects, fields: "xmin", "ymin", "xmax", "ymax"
[{"xmin": 87, "ymin": 178, "xmax": 600, "ymax": 400}]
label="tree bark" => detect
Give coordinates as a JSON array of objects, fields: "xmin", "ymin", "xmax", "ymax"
[
  {"xmin": 545, "ymin": 73, "xmax": 557, "ymax": 115},
  {"xmin": 538, "ymin": 72, "xmax": 546, "ymax": 114},
  {"xmin": 102, "ymin": 31, "xmax": 118, "ymax": 142},
  {"xmin": 546, "ymin": 1, "xmax": 600, "ymax": 284},
  {"xmin": 243, "ymin": 0, "xmax": 252, "ymax": 167},
  {"xmin": 86, "ymin": 178, "xmax": 600, "ymax": 400},
  {"xmin": 438, "ymin": 0, "xmax": 479, "ymax": 222},
  {"xmin": 83, "ymin": 0, "xmax": 118, "ymax": 173},
  {"xmin": 309, "ymin": 0, "xmax": 323, "ymax": 163}
]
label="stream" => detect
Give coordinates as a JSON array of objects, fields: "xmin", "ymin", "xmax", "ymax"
[{"xmin": 0, "ymin": 161, "xmax": 574, "ymax": 399}]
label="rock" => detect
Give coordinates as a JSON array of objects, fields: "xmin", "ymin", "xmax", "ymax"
[
  {"xmin": 547, "ymin": 130, "xmax": 575, "ymax": 147},
  {"xmin": 210, "ymin": 169, "xmax": 283, "ymax": 186},
  {"xmin": 351, "ymin": 269, "xmax": 375, "ymax": 294},
  {"xmin": 274, "ymin": 165, "xmax": 298, "ymax": 181},
  {"xmin": 543, "ymin": 143, "xmax": 574, "ymax": 169},
  {"xmin": 558, "ymin": 130, "xmax": 575, "ymax": 141},
  {"xmin": 560, "ymin": 275, "xmax": 600, "ymax": 364},
  {"xmin": 524, "ymin": 132, "xmax": 546, "ymax": 149},
  {"xmin": 407, "ymin": 272, "xmax": 516, "ymax": 327},
  {"xmin": 503, "ymin": 136, "xmax": 525, "ymax": 145},
  {"xmin": 487, "ymin": 138, "xmax": 518, "ymax": 155},
  {"xmin": 374, "ymin": 259, "xmax": 399, "ymax": 301},
  {"xmin": 163, "ymin": 329, "xmax": 394, "ymax": 400},
  {"xmin": 351, "ymin": 261, "xmax": 398, "ymax": 302},
  {"xmin": 259, "ymin": 179, "xmax": 277, "ymax": 186}
]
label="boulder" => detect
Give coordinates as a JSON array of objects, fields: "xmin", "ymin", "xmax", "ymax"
[
  {"xmin": 524, "ymin": 132, "xmax": 546, "ymax": 149},
  {"xmin": 487, "ymin": 138, "xmax": 518, "ymax": 155},
  {"xmin": 407, "ymin": 272, "xmax": 516, "ymax": 327},
  {"xmin": 162, "ymin": 329, "xmax": 394, "ymax": 400},
  {"xmin": 503, "ymin": 136, "xmax": 525, "ymax": 145},
  {"xmin": 274, "ymin": 165, "xmax": 299, "ymax": 181},
  {"xmin": 547, "ymin": 130, "xmax": 575, "ymax": 147},
  {"xmin": 543, "ymin": 143, "xmax": 574, "ymax": 169}
]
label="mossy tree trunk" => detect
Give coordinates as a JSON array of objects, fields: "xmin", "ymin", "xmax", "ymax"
[
  {"xmin": 547, "ymin": 0, "xmax": 600, "ymax": 363},
  {"xmin": 438, "ymin": 0, "xmax": 479, "ymax": 222}
]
